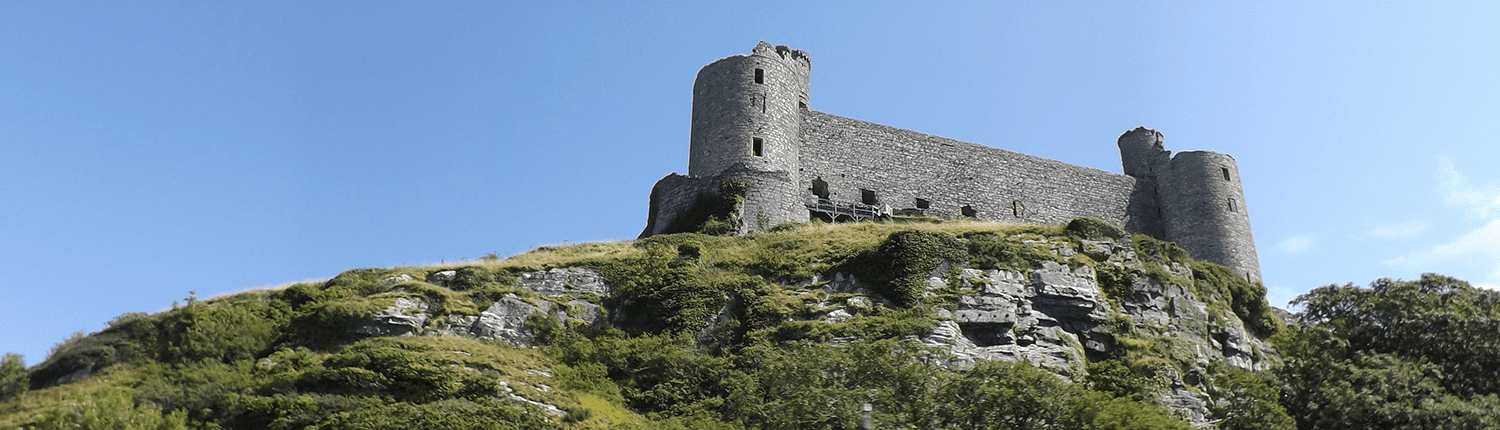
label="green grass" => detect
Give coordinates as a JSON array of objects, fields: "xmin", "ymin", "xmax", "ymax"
[{"xmin": 7, "ymin": 217, "xmax": 1289, "ymax": 430}]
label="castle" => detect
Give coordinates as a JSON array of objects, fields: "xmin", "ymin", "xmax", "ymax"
[{"xmin": 642, "ymin": 42, "xmax": 1261, "ymax": 282}]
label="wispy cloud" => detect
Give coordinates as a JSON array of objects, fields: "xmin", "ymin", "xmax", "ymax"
[
  {"xmin": 1441, "ymin": 157, "xmax": 1500, "ymax": 219},
  {"xmin": 1367, "ymin": 221, "xmax": 1427, "ymax": 238},
  {"xmin": 1274, "ymin": 235, "xmax": 1315, "ymax": 254},
  {"xmin": 1386, "ymin": 159, "xmax": 1500, "ymax": 289},
  {"xmin": 1387, "ymin": 219, "xmax": 1500, "ymax": 289}
]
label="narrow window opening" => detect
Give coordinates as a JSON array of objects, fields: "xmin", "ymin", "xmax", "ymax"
[
  {"xmin": 1221, "ymin": 167, "xmax": 1231, "ymax": 181},
  {"xmin": 1012, "ymin": 200, "xmax": 1026, "ymax": 218},
  {"xmin": 915, "ymin": 198, "xmax": 930, "ymax": 209},
  {"xmin": 861, "ymin": 189, "xmax": 878, "ymax": 205},
  {"xmin": 752, "ymin": 137, "xmax": 764, "ymax": 157},
  {"xmin": 754, "ymin": 68, "xmax": 764, "ymax": 84},
  {"xmin": 799, "ymin": 101, "xmax": 807, "ymax": 109},
  {"xmin": 1227, "ymin": 198, "xmax": 1236, "ymax": 212},
  {"xmin": 811, "ymin": 178, "xmax": 829, "ymax": 199},
  {"xmin": 961, "ymin": 205, "xmax": 977, "ymax": 218}
]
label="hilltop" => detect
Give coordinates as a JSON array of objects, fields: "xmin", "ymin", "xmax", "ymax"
[{"xmin": 5, "ymin": 217, "xmax": 1494, "ymax": 429}]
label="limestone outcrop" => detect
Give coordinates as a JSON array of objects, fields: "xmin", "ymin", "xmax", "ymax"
[
  {"xmin": 359, "ymin": 268, "xmax": 609, "ymax": 347},
  {"xmin": 353, "ymin": 236, "xmax": 1271, "ymax": 425}
]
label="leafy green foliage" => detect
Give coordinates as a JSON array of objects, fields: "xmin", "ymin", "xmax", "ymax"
[
  {"xmin": 1131, "ymin": 234, "xmax": 1190, "ymax": 265},
  {"xmin": 841, "ymin": 230, "xmax": 968, "ymax": 307},
  {"xmin": 13, "ymin": 218, "xmax": 1309, "ymax": 430},
  {"xmin": 961, "ymin": 231, "xmax": 1057, "ymax": 271},
  {"xmin": 548, "ymin": 335, "xmax": 1192, "ymax": 430},
  {"xmin": 1276, "ymin": 274, "xmax": 1500, "ymax": 428},
  {"xmin": 1085, "ymin": 357, "xmax": 1169, "ymax": 402},
  {"xmin": 24, "ymin": 386, "xmax": 188, "ymax": 430},
  {"xmin": 162, "ymin": 300, "xmax": 290, "ymax": 363},
  {"xmin": 1189, "ymin": 261, "xmax": 1279, "ymax": 337},
  {"xmin": 1209, "ymin": 365, "xmax": 1294, "ymax": 430},
  {"xmin": 0, "ymin": 353, "xmax": 26, "ymax": 402},
  {"xmin": 314, "ymin": 398, "xmax": 552, "ymax": 430}
]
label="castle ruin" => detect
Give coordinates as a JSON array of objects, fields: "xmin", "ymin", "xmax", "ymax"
[{"xmin": 641, "ymin": 42, "xmax": 1261, "ymax": 282}]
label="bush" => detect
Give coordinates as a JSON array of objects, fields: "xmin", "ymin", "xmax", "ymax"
[
  {"xmin": 1065, "ymin": 217, "xmax": 1126, "ymax": 240},
  {"xmin": 851, "ymin": 230, "xmax": 968, "ymax": 307},
  {"xmin": 962, "ymin": 231, "xmax": 1055, "ymax": 271},
  {"xmin": 0, "ymin": 353, "xmax": 26, "ymax": 401}
]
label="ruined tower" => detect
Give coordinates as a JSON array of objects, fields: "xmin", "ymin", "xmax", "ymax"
[
  {"xmin": 1118, "ymin": 127, "xmax": 1261, "ymax": 282},
  {"xmin": 689, "ymin": 41, "xmax": 810, "ymax": 178}
]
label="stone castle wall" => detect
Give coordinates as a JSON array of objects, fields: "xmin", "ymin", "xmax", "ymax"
[
  {"xmin": 1158, "ymin": 151, "xmax": 1261, "ymax": 281},
  {"xmin": 643, "ymin": 42, "xmax": 1262, "ymax": 283},
  {"xmin": 798, "ymin": 111, "xmax": 1137, "ymax": 227}
]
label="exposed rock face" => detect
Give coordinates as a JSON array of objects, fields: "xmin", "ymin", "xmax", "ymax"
[
  {"xmin": 926, "ymin": 262, "xmax": 1107, "ymax": 372},
  {"xmin": 357, "ymin": 297, "xmax": 429, "ymax": 336},
  {"xmin": 904, "ymin": 237, "xmax": 1273, "ymax": 424},
  {"xmin": 519, "ymin": 267, "xmax": 610, "ymax": 296},
  {"xmin": 360, "ymin": 268, "xmax": 610, "ymax": 347},
  {"xmin": 352, "ymin": 245, "xmax": 1269, "ymax": 425}
]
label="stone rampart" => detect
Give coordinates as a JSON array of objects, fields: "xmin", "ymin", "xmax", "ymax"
[
  {"xmin": 641, "ymin": 173, "xmax": 718, "ymax": 237},
  {"xmin": 797, "ymin": 111, "xmax": 1136, "ymax": 227},
  {"xmin": 642, "ymin": 41, "xmax": 1261, "ymax": 283}
]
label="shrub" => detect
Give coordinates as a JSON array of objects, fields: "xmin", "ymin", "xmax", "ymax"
[
  {"xmin": 1065, "ymin": 217, "xmax": 1126, "ymax": 240},
  {"xmin": 0, "ymin": 353, "xmax": 26, "ymax": 401},
  {"xmin": 847, "ymin": 230, "xmax": 968, "ymax": 307}
]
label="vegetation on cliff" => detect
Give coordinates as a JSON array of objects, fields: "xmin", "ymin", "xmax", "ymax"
[{"xmin": 2, "ymin": 218, "xmax": 1488, "ymax": 429}]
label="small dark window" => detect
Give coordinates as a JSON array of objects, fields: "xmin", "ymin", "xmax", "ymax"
[
  {"xmin": 861, "ymin": 189, "xmax": 877, "ymax": 205},
  {"xmin": 754, "ymin": 68, "xmax": 764, "ymax": 84},
  {"xmin": 915, "ymin": 198, "xmax": 930, "ymax": 209},
  {"xmin": 752, "ymin": 137, "xmax": 764, "ymax": 157},
  {"xmin": 799, "ymin": 101, "xmax": 807, "ymax": 109},
  {"xmin": 1012, "ymin": 200, "xmax": 1026, "ymax": 218},
  {"xmin": 811, "ymin": 178, "xmax": 829, "ymax": 199},
  {"xmin": 1227, "ymin": 198, "xmax": 1236, "ymax": 212},
  {"xmin": 961, "ymin": 205, "xmax": 977, "ymax": 218},
  {"xmin": 1221, "ymin": 167, "xmax": 1231, "ymax": 181}
]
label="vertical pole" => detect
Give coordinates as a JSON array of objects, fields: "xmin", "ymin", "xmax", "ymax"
[{"xmin": 860, "ymin": 402, "xmax": 873, "ymax": 429}]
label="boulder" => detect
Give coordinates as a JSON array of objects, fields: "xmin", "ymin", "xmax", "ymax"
[
  {"xmin": 519, "ymin": 267, "xmax": 609, "ymax": 296},
  {"xmin": 425, "ymin": 270, "xmax": 457, "ymax": 287},
  {"xmin": 470, "ymin": 297, "xmax": 550, "ymax": 346},
  {"xmin": 357, "ymin": 297, "xmax": 429, "ymax": 336}
]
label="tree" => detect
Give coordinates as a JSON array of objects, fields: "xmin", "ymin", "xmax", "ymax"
[
  {"xmin": 0, "ymin": 353, "xmax": 26, "ymax": 401},
  {"xmin": 1277, "ymin": 274, "xmax": 1500, "ymax": 428}
]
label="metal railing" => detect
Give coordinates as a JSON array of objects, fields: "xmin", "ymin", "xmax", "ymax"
[{"xmin": 806, "ymin": 196, "xmax": 882, "ymax": 221}]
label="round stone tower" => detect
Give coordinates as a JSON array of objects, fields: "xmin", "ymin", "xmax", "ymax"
[
  {"xmin": 1118, "ymin": 126, "xmax": 1170, "ymax": 178},
  {"xmin": 1158, "ymin": 151, "xmax": 1262, "ymax": 282},
  {"xmin": 688, "ymin": 41, "xmax": 811, "ymax": 177}
]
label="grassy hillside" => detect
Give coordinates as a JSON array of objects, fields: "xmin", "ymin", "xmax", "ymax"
[{"xmin": 2, "ymin": 218, "xmax": 1290, "ymax": 429}]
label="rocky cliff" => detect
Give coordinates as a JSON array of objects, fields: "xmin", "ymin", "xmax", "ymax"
[{"xmin": 10, "ymin": 218, "xmax": 1284, "ymax": 429}]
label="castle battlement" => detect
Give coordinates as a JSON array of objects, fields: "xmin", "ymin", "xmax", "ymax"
[{"xmin": 643, "ymin": 42, "xmax": 1261, "ymax": 282}]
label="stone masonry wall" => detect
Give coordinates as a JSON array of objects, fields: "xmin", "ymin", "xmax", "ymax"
[
  {"xmin": 723, "ymin": 164, "xmax": 809, "ymax": 233},
  {"xmin": 798, "ymin": 111, "xmax": 1137, "ymax": 227},
  {"xmin": 689, "ymin": 43, "xmax": 810, "ymax": 179},
  {"xmin": 1158, "ymin": 151, "xmax": 1261, "ymax": 282},
  {"xmin": 640, "ymin": 173, "xmax": 719, "ymax": 237}
]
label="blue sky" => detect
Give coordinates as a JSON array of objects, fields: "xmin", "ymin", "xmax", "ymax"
[{"xmin": 4, "ymin": 2, "xmax": 1499, "ymax": 364}]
